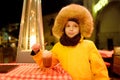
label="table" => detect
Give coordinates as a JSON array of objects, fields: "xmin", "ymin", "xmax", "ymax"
[
  {"xmin": 98, "ymin": 50, "xmax": 114, "ymax": 76},
  {"xmin": 98, "ymin": 50, "xmax": 114, "ymax": 66},
  {"xmin": 113, "ymin": 47, "xmax": 120, "ymax": 76},
  {"xmin": 98, "ymin": 50, "xmax": 114, "ymax": 58},
  {"xmin": 0, "ymin": 63, "xmax": 72, "ymax": 80}
]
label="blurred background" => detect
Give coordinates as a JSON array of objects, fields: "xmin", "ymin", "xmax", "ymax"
[{"xmin": 0, "ymin": 0, "xmax": 120, "ymax": 79}]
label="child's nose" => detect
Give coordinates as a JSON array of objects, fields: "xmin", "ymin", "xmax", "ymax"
[{"xmin": 70, "ymin": 26, "xmax": 73, "ymax": 30}]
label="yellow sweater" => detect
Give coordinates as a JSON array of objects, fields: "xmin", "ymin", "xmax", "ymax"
[{"xmin": 32, "ymin": 40, "xmax": 110, "ymax": 80}]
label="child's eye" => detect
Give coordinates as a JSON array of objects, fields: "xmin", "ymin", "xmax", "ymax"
[
  {"xmin": 74, "ymin": 25, "xmax": 77, "ymax": 27},
  {"xmin": 66, "ymin": 25, "xmax": 70, "ymax": 27}
]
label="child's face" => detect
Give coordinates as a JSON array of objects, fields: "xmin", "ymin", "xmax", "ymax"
[{"xmin": 65, "ymin": 21, "xmax": 79, "ymax": 38}]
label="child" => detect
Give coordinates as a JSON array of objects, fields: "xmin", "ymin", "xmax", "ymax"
[{"xmin": 31, "ymin": 4, "xmax": 110, "ymax": 80}]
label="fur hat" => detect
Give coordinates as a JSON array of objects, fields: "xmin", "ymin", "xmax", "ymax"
[{"xmin": 52, "ymin": 4, "xmax": 94, "ymax": 39}]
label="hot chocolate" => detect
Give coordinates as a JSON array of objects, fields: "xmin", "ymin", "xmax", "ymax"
[{"xmin": 42, "ymin": 50, "xmax": 52, "ymax": 68}]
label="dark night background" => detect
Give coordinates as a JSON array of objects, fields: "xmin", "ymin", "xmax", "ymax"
[
  {"xmin": 0, "ymin": 0, "xmax": 23, "ymax": 27},
  {"xmin": 0, "ymin": 0, "xmax": 83, "ymax": 28}
]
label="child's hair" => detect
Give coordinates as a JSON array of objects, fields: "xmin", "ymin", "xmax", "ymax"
[{"xmin": 68, "ymin": 18, "xmax": 79, "ymax": 25}]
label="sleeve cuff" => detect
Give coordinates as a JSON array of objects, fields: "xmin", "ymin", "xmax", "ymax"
[
  {"xmin": 31, "ymin": 50, "xmax": 36, "ymax": 56},
  {"xmin": 31, "ymin": 50, "xmax": 40, "ymax": 56}
]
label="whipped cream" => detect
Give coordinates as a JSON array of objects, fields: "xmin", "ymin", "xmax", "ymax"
[{"xmin": 42, "ymin": 50, "xmax": 52, "ymax": 58}]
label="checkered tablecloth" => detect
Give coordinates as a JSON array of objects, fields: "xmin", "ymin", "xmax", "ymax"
[
  {"xmin": 0, "ymin": 63, "xmax": 72, "ymax": 80},
  {"xmin": 98, "ymin": 50, "xmax": 114, "ymax": 58}
]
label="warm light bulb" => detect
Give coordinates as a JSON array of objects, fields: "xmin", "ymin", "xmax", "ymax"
[{"xmin": 30, "ymin": 35, "xmax": 36, "ymax": 49}]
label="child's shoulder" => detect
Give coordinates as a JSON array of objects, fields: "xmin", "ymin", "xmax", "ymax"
[
  {"xmin": 83, "ymin": 39, "xmax": 93, "ymax": 42},
  {"xmin": 53, "ymin": 42, "xmax": 61, "ymax": 47},
  {"xmin": 81, "ymin": 40, "xmax": 96, "ymax": 48},
  {"xmin": 83, "ymin": 39, "xmax": 95, "ymax": 44}
]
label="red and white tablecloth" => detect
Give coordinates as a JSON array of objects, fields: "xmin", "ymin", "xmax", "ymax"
[
  {"xmin": 98, "ymin": 50, "xmax": 114, "ymax": 58},
  {"xmin": 0, "ymin": 63, "xmax": 72, "ymax": 80}
]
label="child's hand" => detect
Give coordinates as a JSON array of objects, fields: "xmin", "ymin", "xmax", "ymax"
[{"xmin": 31, "ymin": 44, "xmax": 40, "ymax": 53}]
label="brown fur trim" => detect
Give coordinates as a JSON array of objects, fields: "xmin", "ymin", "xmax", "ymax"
[{"xmin": 52, "ymin": 4, "xmax": 94, "ymax": 39}]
